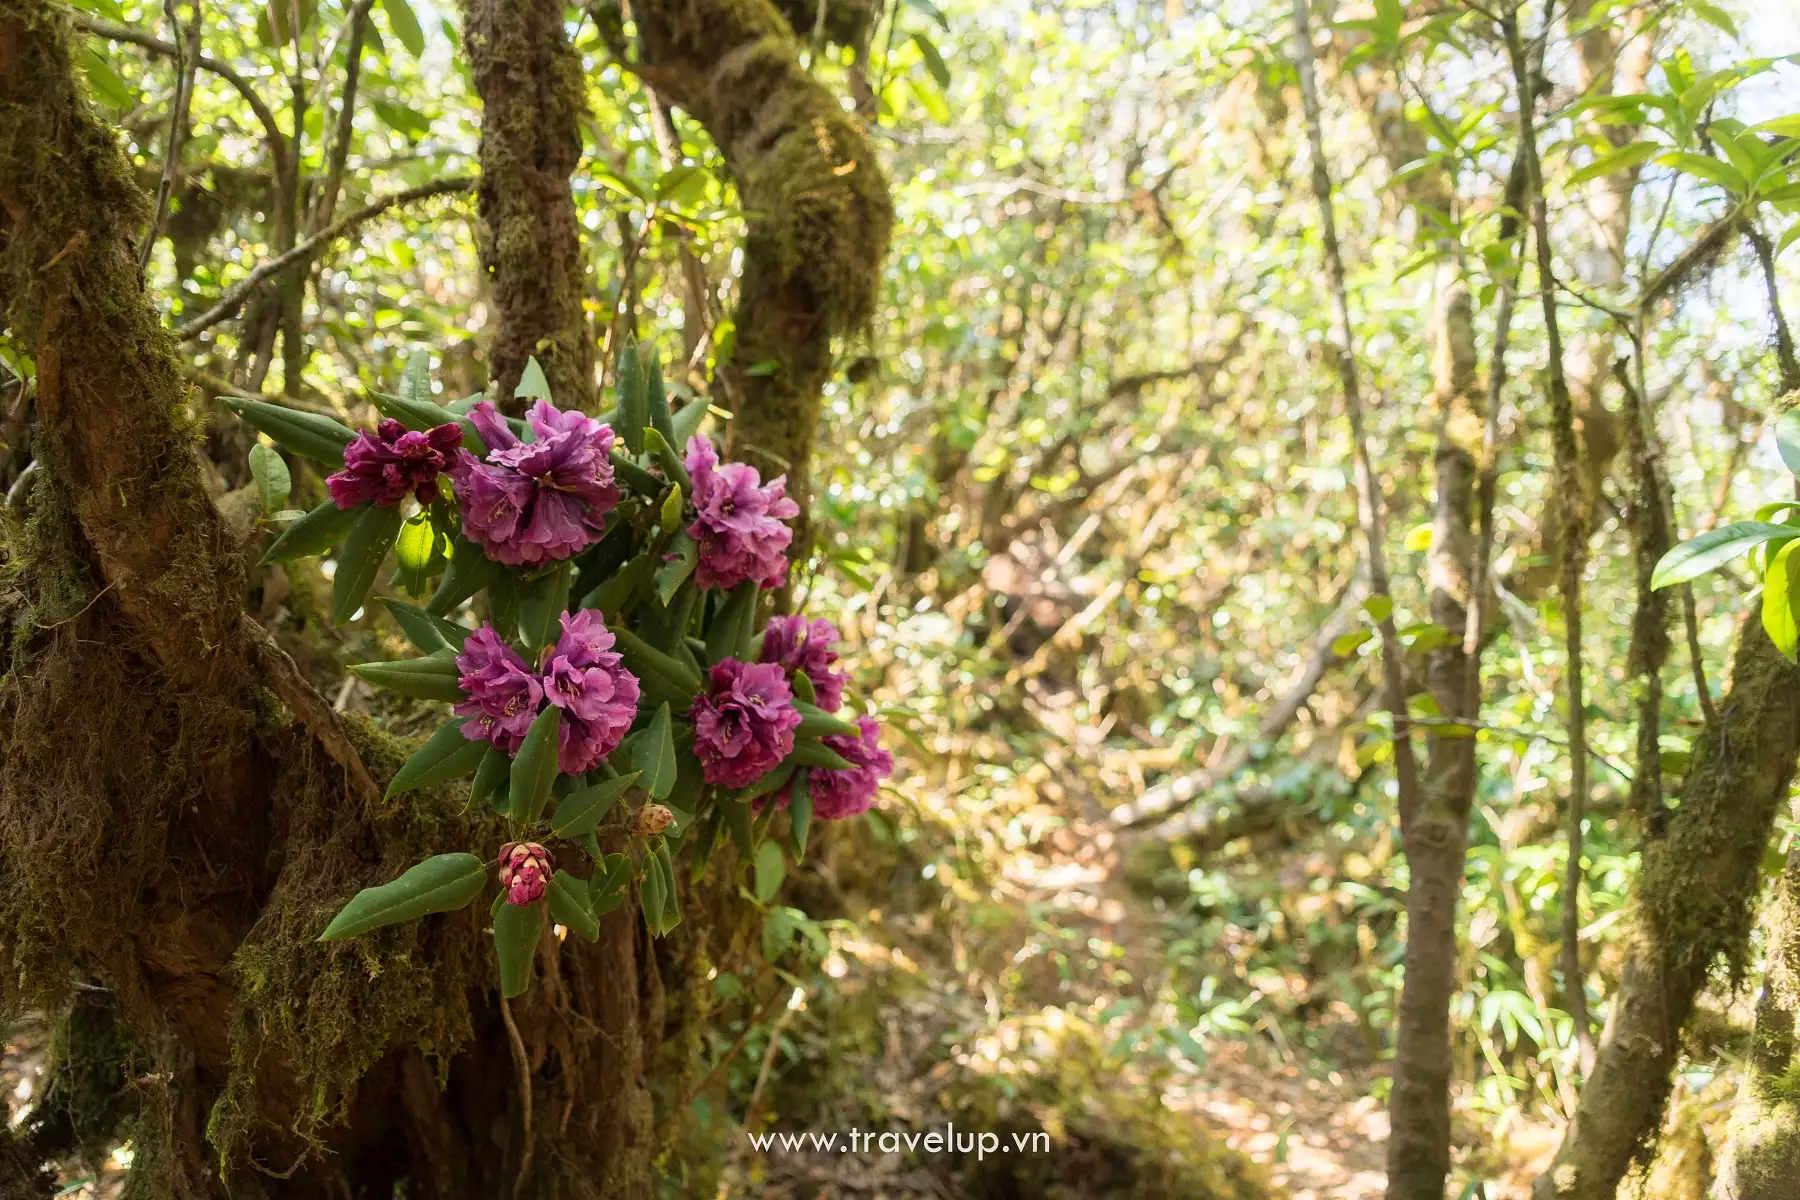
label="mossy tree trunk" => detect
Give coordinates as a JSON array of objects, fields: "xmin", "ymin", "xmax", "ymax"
[
  {"xmin": 459, "ymin": 0, "xmax": 596, "ymax": 414},
  {"xmin": 0, "ymin": 6, "xmax": 674, "ymax": 1197},
  {"xmin": 1533, "ymin": 618, "xmax": 1800, "ymax": 1200},
  {"xmin": 624, "ymin": 0, "xmax": 894, "ymax": 560}
]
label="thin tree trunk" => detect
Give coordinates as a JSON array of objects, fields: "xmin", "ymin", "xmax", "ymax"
[
  {"xmin": 460, "ymin": 0, "xmax": 596, "ymax": 412},
  {"xmin": 622, "ymin": 0, "xmax": 893, "ymax": 559}
]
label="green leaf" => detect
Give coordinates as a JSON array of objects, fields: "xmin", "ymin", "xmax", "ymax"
[
  {"xmin": 471, "ymin": 745, "xmax": 510, "ymax": 815},
  {"xmin": 1689, "ymin": 0, "xmax": 1737, "ymax": 37},
  {"xmin": 79, "ymin": 46, "xmax": 134, "ymax": 108},
  {"xmin": 645, "ymin": 427, "xmax": 692, "ymax": 494},
  {"xmin": 590, "ymin": 852, "xmax": 632, "ymax": 912},
  {"xmin": 518, "ymin": 561, "xmax": 572, "ymax": 656},
  {"xmin": 722, "ymin": 797, "xmax": 754, "ymax": 855},
  {"xmin": 372, "ymin": 100, "xmax": 432, "ymax": 140},
  {"xmin": 1331, "ymin": 629, "xmax": 1373, "ymax": 657},
  {"xmin": 705, "ymin": 580, "xmax": 760, "ymax": 664},
  {"xmin": 639, "ymin": 851, "xmax": 665, "ymax": 930},
  {"xmin": 911, "ymin": 32, "xmax": 951, "ymax": 88},
  {"xmin": 428, "ymin": 533, "xmax": 501, "ymax": 616},
  {"xmin": 515, "ymin": 356, "xmax": 552, "ymax": 402},
  {"xmin": 386, "ymin": 722, "xmax": 488, "ymax": 798},
  {"xmin": 249, "ymin": 443, "xmax": 292, "ymax": 515},
  {"xmin": 616, "ymin": 344, "xmax": 646, "ymax": 455},
  {"xmin": 380, "ymin": 0, "xmax": 425, "ymax": 56},
  {"xmin": 380, "ymin": 596, "xmax": 472, "ymax": 654},
  {"xmin": 1749, "ymin": 115, "xmax": 1800, "ymax": 138},
  {"xmin": 262, "ymin": 498, "xmax": 364, "ymax": 564},
  {"xmin": 670, "ymin": 399, "xmax": 711, "ymax": 445},
  {"xmin": 612, "ymin": 627, "xmax": 704, "ymax": 697},
  {"xmin": 611, "ymin": 450, "xmax": 664, "ymax": 497},
  {"xmin": 320, "ymin": 853, "xmax": 486, "ymax": 940},
  {"xmin": 788, "ymin": 739, "xmax": 856, "ymax": 772},
  {"xmin": 644, "ymin": 349, "xmax": 677, "ymax": 450},
  {"xmin": 509, "ymin": 706, "xmax": 563, "ymax": 826},
  {"xmin": 1765, "ymin": 540, "xmax": 1800, "ymax": 662},
  {"xmin": 1362, "ymin": 595, "xmax": 1393, "ymax": 624},
  {"xmin": 1777, "ymin": 409, "xmax": 1800, "ymax": 476},
  {"xmin": 1567, "ymin": 141, "xmax": 1659, "ymax": 186},
  {"xmin": 629, "ymin": 703, "xmax": 678, "ymax": 800},
  {"xmin": 550, "ymin": 772, "xmax": 641, "ymax": 838},
  {"xmin": 393, "ymin": 515, "xmax": 444, "ymax": 598},
  {"xmin": 754, "ymin": 840, "xmax": 786, "ymax": 903},
  {"xmin": 547, "ymin": 870, "xmax": 599, "ymax": 941},
  {"xmin": 651, "ymin": 841, "xmax": 680, "ymax": 934},
  {"xmin": 788, "ymin": 770, "xmax": 812, "ymax": 860},
  {"xmin": 1651, "ymin": 521, "xmax": 1800, "ymax": 588},
  {"xmin": 224, "ymin": 397, "xmax": 355, "ymax": 463},
  {"xmin": 332, "ymin": 503, "xmax": 406, "ymax": 624},
  {"xmin": 348, "ymin": 650, "xmax": 465, "ymax": 702},
  {"xmin": 655, "ymin": 534, "xmax": 699, "ymax": 605},
  {"xmin": 493, "ymin": 902, "xmax": 542, "ymax": 998},
  {"xmin": 1657, "ymin": 150, "xmax": 1746, "ymax": 194},
  {"xmin": 795, "ymin": 701, "xmax": 858, "ymax": 738}
]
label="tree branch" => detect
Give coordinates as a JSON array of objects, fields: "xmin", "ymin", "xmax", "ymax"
[{"xmin": 175, "ymin": 176, "xmax": 473, "ymax": 340}]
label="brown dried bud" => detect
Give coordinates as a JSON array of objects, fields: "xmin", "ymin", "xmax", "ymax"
[{"xmin": 631, "ymin": 804, "xmax": 674, "ymax": 838}]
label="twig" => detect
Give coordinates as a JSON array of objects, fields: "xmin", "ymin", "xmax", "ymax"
[
  {"xmin": 742, "ymin": 987, "xmax": 804, "ymax": 1131},
  {"xmin": 138, "ymin": 0, "xmax": 198, "ymax": 279},
  {"xmin": 311, "ymin": 0, "xmax": 376, "ymax": 231},
  {"xmin": 175, "ymin": 177, "xmax": 474, "ymax": 340},
  {"xmin": 1505, "ymin": 0, "xmax": 1594, "ymax": 1074},
  {"xmin": 677, "ymin": 983, "xmax": 791, "ymax": 1110}
]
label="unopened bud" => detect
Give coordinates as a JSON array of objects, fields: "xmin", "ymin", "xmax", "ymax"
[
  {"xmin": 497, "ymin": 841, "xmax": 554, "ymax": 906},
  {"xmin": 631, "ymin": 804, "xmax": 674, "ymax": 838}
]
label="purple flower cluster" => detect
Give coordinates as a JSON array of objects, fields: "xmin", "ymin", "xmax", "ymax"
[
  {"xmin": 684, "ymin": 436, "xmax": 799, "ymax": 590},
  {"xmin": 454, "ymin": 612, "xmax": 640, "ymax": 774},
  {"xmin": 448, "ymin": 400, "xmax": 620, "ymax": 566},
  {"xmin": 328, "ymin": 419, "xmax": 463, "ymax": 509},
  {"xmin": 760, "ymin": 616, "xmax": 846, "ymax": 712},
  {"xmin": 542, "ymin": 610, "xmax": 641, "ymax": 775},
  {"xmin": 804, "ymin": 716, "xmax": 892, "ymax": 820},
  {"xmin": 689, "ymin": 659, "xmax": 802, "ymax": 788}
]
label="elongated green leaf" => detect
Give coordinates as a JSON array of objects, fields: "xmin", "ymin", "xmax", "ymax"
[
  {"xmin": 645, "ymin": 349, "xmax": 677, "ymax": 450},
  {"xmin": 320, "ymin": 853, "xmax": 486, "ymax": 940},
  {"xmin": 349, "ymin": 650, "xmax": 464, "ymax": 702},
  {"xmin": 493, "ymin": 901, "xmax": 542, "ymax": 998},
  {"xmin": 1657, "ymin": 150, "xmax": 1746, "ymax": 194},
  {"xmin": 670, "ymin": 399, "xmax": 710, "ymax": 445},
  {"xmin": 616, "ymin": 345, "xmax": 646, "ymax": 455},
  {"xmin": 519, "ymin": 562, "xmax": 572, "ymax": 656},
  {"xmin": 1651, "ymin": 521, "xmax": 1799, "ymax": 589},
  {"xmin": 224, "ymin": 397, "xmax": 355, "ymax": 463},
  {"xmin": 1567, "ymin": 140, "xmax": 1660, "ymax": 186},
  {"xmin": 612, "ymin": 627, "xmax": 703, "ymax": 696},
  {"xmin": 611, "ymin": 451, "xmax": 663, "ymax": 497},
  {"xmin": 262, "ymin": 498, "xmax": 365, "ymax": 564},
  {"xmin": 509, "ymin": 705, "xmax": 563, "ymax": 826},
  {"xmin": 471, "ymin": 743, "xmax": 510, "ymax": 814},
  {"xmin": 547, "ymin": 870, "xmax": 599, "ymax": 941},
  {"xmin": 629, "ymin": 704, "xmax": 677, "ymax": 800},
  {"xmin": 369, "ymin": 387, "xmax": 481, "ymax": 451},
  {"xmin": 387, "ymin": 722, "xmax": 488, "ymax": 797},
  {"xmin": 911, "ymin": 32, "xmax": 951, "ymax": 87},
  {"xmin": 737, "ymin": 761, "xmax": 797, "ymax": 804},
  {"xmin": 590, "ymin": 852, "xmax": 632, "ymax": 911},
  {"xmin": 550, "ymin": 771, "xmax": 640, "ymax": 837},
  {"xmin": 428, "ymin": 534, "xmax": 501, "ymax": 616},
  {"xmin": 380, "ymin": 0, "xmax": 425, "ymax": 54},
  {"xmin": 788, "ymin": 739, "xmax": 855, "ymax": 772},
  {"xmin": 788, "ymin": 770, "xmax": 812, "ymax": 860},
  {"xmin": 515, "ymin": 356, "xmax": 552, "ymax": 401},
  {"xmin": 332, "ymin": 503, "xmax": 406, "ymax": 623},
  {"xmin": 1766, "ymin": 539, "xmax": 1800, "ymax": 662},
  {"xmin": 754, "ymin": 840, "xmax": 785, "ymax": 904},
  {"xmin": 645, "ymin": 427, "xmax": 692, "ymax": 494},
  {"xmin": 651, "ymin": 841, "xmax": 680, "ymax": 934},
  {"xmin": 638, "ymin": 851, "xmax": 664, "ymax": 930},
  {"xmin": 795, "ymin": 701, "xmax": 858, "ymax": 738},
  {"xmin": 722, "ymin": 796, "xmax": 753, "ymax": 855},
  {"xmin": 249, "ymin": 443, "xmax": 292, "ymax": 514},
  {"xmin": 706, "ymin": 581, "xmax": 760, "ymax": 664},
  {"xmin": 689, "ymin": 808, "xmax": 723, "ymax": 873},
  {"xmin": 380, "ymin": 596, "xmax": 472, "ymax": 654},
  {"xmin": 393, "ymin": 515, "xmax": 444, "ymax": 598}
]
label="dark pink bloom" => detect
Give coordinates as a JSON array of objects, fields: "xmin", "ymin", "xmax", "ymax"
[
  {"xmin": 689, "ymin": 658, "xmax": 802, "ymax": 788},
  {"xmin": 760, "ymin": 616, "xmax": 846, "ymax": 712},
  {"xmin": 498, "ymin": 841, "xmax": 554, "ymax": 906},
  {"xmin": 454, "ymin": 625, "xmax": 543, "ymax": 754},
  {"xmin": 540, "ymin": 610, "xmax": 641, "ymax": 774},
  {"xmin": 447, "ymin": 399, "xmax": 620, "ymax": 566},
  {"xmin": 327, "ymin": 418, "xmax": 462, "ymax": 508},
  {"xmin": 803, "ymin": 716, "xmax": 892, "ymax": 820},
  {"xmin": 684, "ymin": 436, "xmax": 799, "ymax": 590}
]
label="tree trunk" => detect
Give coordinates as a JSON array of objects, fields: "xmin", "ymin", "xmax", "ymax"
[
  {"xmin": 626, "ymin": 0, "xmax": 893, "ymax": 555},
  {"xmin": 460, "ymin": 0, "xmax": 596, "ymax": 413},
  {"xmin": 1533, "ymin": 617, "xmax": 1800, "ymax": 1200}
]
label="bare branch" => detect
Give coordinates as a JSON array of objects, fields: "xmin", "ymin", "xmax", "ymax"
[{"xmin": 175, "ymin": 177, "xmax": 474, "ymax": 341}]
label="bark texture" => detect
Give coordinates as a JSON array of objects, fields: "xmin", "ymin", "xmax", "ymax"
[
  {"xmin": 460, "ymin": 0, "xmax": 596, "ymax": 413},
  {"xmin": 1533, "ymin": 618, "xmax": 1800, "ymax": 1199},
  {"xmin": 627, "ymin": 0, "xmax": 893, "ymax": 552},
  {"xmin": 1, "ymin": 7, "xmax": 677, "ymax": 1197}
]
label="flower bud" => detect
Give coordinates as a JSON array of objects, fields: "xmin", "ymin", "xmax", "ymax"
[
  {"xmin": 497, "ymin": 841, "xmax": 554, "ymax": 906},
  {"xmin": 631, "ymin": 804, "xmax": 674, "ymax": 838}
]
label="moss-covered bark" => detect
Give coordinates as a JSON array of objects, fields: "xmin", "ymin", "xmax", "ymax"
[
  {"xmin": 459, "ymin": 0, "xmax": 596, "ymax": 413},
  {"xmin": 1533, "ymin": 618, "xmax": 1800, "ymax": 1199},
  {"xmin": 628, "ymin": 0, "xmax": 893, "ymax": 557}
]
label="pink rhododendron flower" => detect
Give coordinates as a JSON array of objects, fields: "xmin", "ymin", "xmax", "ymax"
[
  {"xmin": 689, "ymin": 658, "xmax": 802, "ymax": 788},
  {"xmin": 498, "ymin": 841, "xmax": 553, "ymax": 906},
  {"xmin": 453, "ymin": 625, "xmax": 543, "ymax": 754},
  {"xmin": 760, "ymin": 615, "xmax": 846, "ymax": 712},
  {"xmin": 448, "ymin": 399, "xmax": 620, "ymax": 566},
  {"xmin": 328, "ymin": 419, "xmax": 462, "ymax": 508},
  {"xmin": 803, "ymin": 716, "xmax": 892, "ymax": 820},
  {"xmin": 684, "ymin": 435, "xmax": 798, "ymax": 590},
  {"xmin": 540, "ymin": 610, "xmax": 640, "ymax": 774}
]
